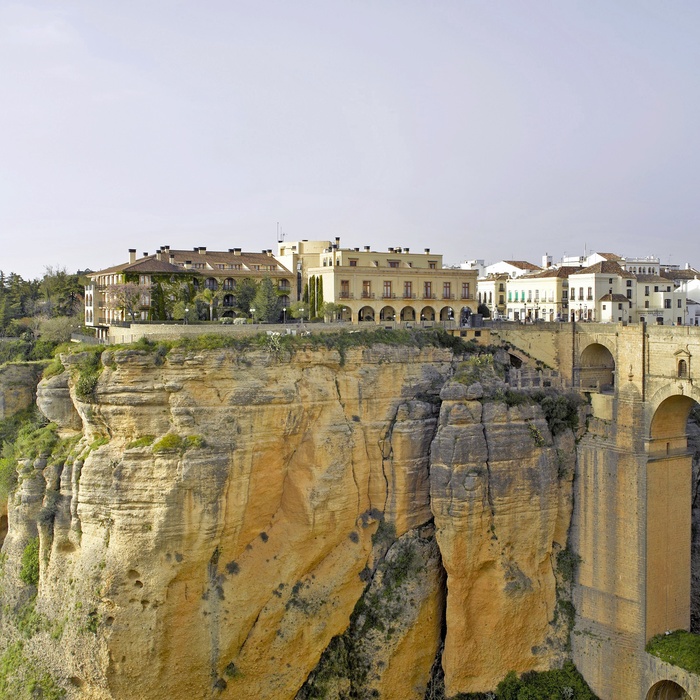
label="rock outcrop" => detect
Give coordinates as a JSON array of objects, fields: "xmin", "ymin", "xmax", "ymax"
[{"xmin": 0, "ymin": 341, "xmax": 580, "ymax": 699}]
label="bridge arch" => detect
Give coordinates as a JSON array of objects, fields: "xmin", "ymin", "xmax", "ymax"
[
  {"xmin": 579, "ymin": 342, "xmax": 615, "ymax": 390},
  {"xmin": 646, "ymin": 680, "xmax": 691, "ymax": 699},
  {"xmin": 645, "ymin": 390, "xmax": 699, "ymax": 640}
]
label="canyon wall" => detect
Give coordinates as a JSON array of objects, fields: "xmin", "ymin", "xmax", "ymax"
[{"xmin": 0, "ymin": 341, "xmax": 579, "ymax": 699}]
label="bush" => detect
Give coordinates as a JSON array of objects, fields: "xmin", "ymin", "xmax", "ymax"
[
  {"xmin": 126, "ymin": 435, "xmax": 155, "ymax": 450},
  {"xmin": 152, "ymin": 434, "xmax": 205, "ymax": 454},
  {"xmin": 20, "ymin": 538, "xmax": 40, "ymax": 586},
  {"xmin": 495, "ymin": 662, "xmax": 597, "ymax": 699},
  {"xmin": 646, "ymin": 630, "xmax": 700, "ymax": 674}
]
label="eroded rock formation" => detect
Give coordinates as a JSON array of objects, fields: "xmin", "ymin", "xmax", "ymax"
[{"xmin": 0, "ymin": 342, "xmax": 580, "ymax": 699}]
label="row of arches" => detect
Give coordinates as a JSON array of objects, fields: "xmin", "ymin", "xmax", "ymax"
[{"xmin": 356, "ymin": 305, "xmax": 471, "ymax": 323}]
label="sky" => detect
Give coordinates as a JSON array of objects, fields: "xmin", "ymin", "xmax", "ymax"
[{"xmin": 2, "ymin": 0, "xmax": 700, "ymax": 278}]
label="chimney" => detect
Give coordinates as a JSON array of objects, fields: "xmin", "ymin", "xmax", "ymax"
[
  {"xmin": 184, "ymin": 260, "xmax": 192, "ymax": 269},
  {"xmin": 234, "ymin": 248, "xmax": 241, "ymax": 256},
  {"xmin": 404, "ymin": 247, "xmax": 409, "ymax": 253},
  {"xmin": 396, "ymin": 247, "xmax": 402, "ymax": 254},
  {"xmin": 354, "ymin": 247, "xmax": 360, "ymax": 252},
  {"xmin": 169, "ymin": 254, "xmax": 175, "ymax": 264},
  {"xmin": 199, "ymin": 247, "xmax": 206, "ymax": 254},
  {"xmin": 424, "ymin": 248, "xmax": 430, "ymax": 254},
  {"xmin": 155, "ymin": 250, "xmax": 162, "ymax": 261},
  {"xmin": 143, "ymin": 252, "xmax": 148, "ymax": 257},
  {"xmin": 129, "ymin": 249, "xmax": 136, "ymax": 264},
  {"xmin": 364, "ymin": 246, "xmax": 370, "ymax": 252},
  {"xmin": 163, "ymin": 245, "xmax": 170, "ymax": 253},
  {"xmin": 388, "ymin": 247, "xmax": 395, "ymax": 253},
  {"xmin": 267, "ymin": 250, "xmax": 274, "ymax": 257},
  {"xmin": 335, "ymin": 237, "xmax": 340, "ymax": 246}
]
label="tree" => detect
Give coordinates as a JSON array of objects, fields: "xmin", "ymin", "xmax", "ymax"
[
  {"xmin": 309, "ymin": 275, "xmax": 316, "ymax": 319},
  {"xmin": 477, "ymin": 303, "xmax": 491, "ymax": 318},
  {"xmin": 235, "ymin": 278, "xmax": 258, "ymax": 317},
  {"xmin": 321, "ymin": 302, "xmax": 343, "ymax": 322},
  {"xmin": 316, "ymin": 276, "xmax": 323, "ymax": 315},
  {"xmin": 195, "ymin": 287, "xmax": 224, "ymax": 321},
  {"xmin": 252, "ymin": 277, "xmax": 281, "ymax": 323},
  {"xmin": 106, "ymin": 282, "xmax": 143, "ymax": 322},
  {"xmin": 289, "ymin": 301, "xmax": 307, "ymax": 321}
]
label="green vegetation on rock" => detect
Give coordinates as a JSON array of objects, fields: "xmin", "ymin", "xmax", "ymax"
[
  {"xmin": 646, "ymin": 630, "xmax": 700, "ymax": 674},
  {"xmin": 0, "ymin": 641, "xmax": 66, "ymax": 699},
  {"xmin": 19, "ymin": 538, "xmax": 39, "ymax": 587},
  {"xmin": 152, "ymin": 434, "xmax": 205, "ymax": 454}
]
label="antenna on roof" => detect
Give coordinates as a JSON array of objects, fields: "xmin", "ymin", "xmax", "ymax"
[{"xmin": 277, "ymin": 222, "xmax": 285, "ymax": 243}]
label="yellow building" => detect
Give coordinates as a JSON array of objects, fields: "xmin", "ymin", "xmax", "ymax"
[{"xmin": 276, "ymin": 239, "xmax": 477, "ymax": 324}]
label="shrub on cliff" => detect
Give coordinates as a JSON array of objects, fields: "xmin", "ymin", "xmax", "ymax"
[
  {"xmin": 19, "ymin": 538, "xmax": 40, "ymax": 587},
  {"xmin": 646, "ymin": 630, "xmax": 700, "ymax": 674}
]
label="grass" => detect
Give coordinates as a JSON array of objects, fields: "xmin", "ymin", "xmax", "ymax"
[
  {"xmin": 494, "ymin": 662, "xmax": 598, "ymax": 699},
  {"xmin": 152, "ymin": 433, "xmax": 205, "ymax": 454},
  {"xmin": 125, "ymin": 435, "xmax": 155, "ymax": 449},
  {"xmin": 19, "ymin": 538, "xmax": 40, "ymax": 587},
  {"xmin": 646, "ymin": 630, "xmax": 700, "ymax": 674},
  {"xmin": 0, "ymin": 641, "xmax": 66, "ymax": 699}
]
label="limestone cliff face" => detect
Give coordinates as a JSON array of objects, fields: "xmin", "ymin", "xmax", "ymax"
[
  {"xmin": 0, "ymin": 343, "xmax": 578, "ymax": 699},
  {"xmin": 430, "ymin": 382, "xmax": 575, "ymax": 695}
]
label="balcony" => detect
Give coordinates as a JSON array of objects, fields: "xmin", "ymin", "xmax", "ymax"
[
  {"xmin": 442, "ymin": 294, "xmax": 455, "ymax": 300},
  {"xmin": 423, "ymin": 294, "xmax": 437, "ymax": 300},
  {"xmin": 402, "ymin": 293, "xmax": 416, "ymax": 299},
  {"xmin": 361, "ymin": 292, "xmax": 375, "ymax": 299},
  {"xmin": 339, "ymin": 292, "xmax": 354, "ymax": 299},
  {"xmin": 382, "ymin": 293, "xmax": 396, "ymax": 299}
]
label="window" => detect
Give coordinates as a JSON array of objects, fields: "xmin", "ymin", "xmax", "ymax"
[
  {"xmin": 678, "ymin": 359, "xmax": 688, "ymax": 377},
  {"xmin": 462, "ymin": 282, "xmax": 470, "ymax": 299},
  {"xmin": 579, "ymin": 289, "xmax": 584, "ymax": 301},
  {"xmin": 678, "ymin": 317, "xmax": 683, "ymax": 325},
  {"xmin": 403, "ymin": 281, "xmax": 412, "ymax": 298},
  {"xmin": 587, "ymin": 287, "xmax": 593, "ymax": 300},
  {"xmin": 508, "ymin": 291, "xmax": 512, "ymax": 302},
  {"xmin": 499, "ymin": 283, "xmax": 504, "ymax": 292},
  {"xmin": 499, "ymin": 295, "xmax": 504, "ymax": 304},
  {"xmin": 562, "ymin": 290, "xmax": 568, "ymax": 301},
  {"xmin": 362, "ymin": 280, "xmax": 372, "ymax": 298},
  {"xmin": 424, "ymin": 281, "xmax": 433, "ymax": 298},
  {"xmin": 340, "ymin": 280, "xmax": 350, "ymax": 298},
  {"xmin": 429, "ymin": 261, "xmax": 437, "ymax": 269},
  {"xmin": 664, "ymin": 299, "xmax": 671, "ymax": 309},
  {"xmin": 608, "ymin": 278, "xmax": 613, "ymax": 284},
  {"xmin": 527, "ymin": 290, "xmax": 532, "ymax": 302},
  {"xmin": 383, "ymin": 280, "xmax": 393, "ymax": 298},
  {"xmin": 349, "ymin": 259, "xmax": 357, "ymax": 267},
  {"xmin": 443, "ymin": 282, "xmax": 452, "ymax": 299},
  {"xmin": 627, "ymin": 290, "xmax": 632, "ymax": 299},
  {"xmin": 654, "ymin": 286, "xmax": 659, "ymax": 292},
  {"xmin": 678, "ymin": 299, "xmax": 683, "ymax": 308},
  {"xmin": 618, "ymin": 303, "xmax": 623, "ymax": 310},
  {"xmin": 645, "ymin": 301, "xmax": 650, "ymax": 308},
  {"xmin": 645, "ymin": 286, "xmax": 649, "ymax": 296},
  {"xmin": 627, "ymin": 280, "xmax": 632, "ymax": 287},
  {"xmin": 388, "ymin": 260, "xmax": 399, "ymax": 268},
  {"xmin": 602, "ymin": 304, "xmax": 606, "ymax": 310}
]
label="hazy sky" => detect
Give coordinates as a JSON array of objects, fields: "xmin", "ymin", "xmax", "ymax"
[{"xmin": 2, "ymin": 1, "xmax": 700, "ymax": 278}]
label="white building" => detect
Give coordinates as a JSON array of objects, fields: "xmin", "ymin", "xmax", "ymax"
[
  {"xmin": 505, "ymin": 267, "xmax": 578, "ymax": 322},
  {"xmin": 484, "ymin": 260, "xmax": 541, "ymax": 279},
  {"xmin": 568, "ymin": 261, "xmax": 635, "ymax": 322}
]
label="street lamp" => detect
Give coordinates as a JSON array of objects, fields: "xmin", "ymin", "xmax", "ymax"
[
  {"xmin": 250, "ymin": 307, "xmax": 256, "ymax": 323},
  {"xmin": 184, "ymin": 308, "xmax": 189, "ymax": 325},
  {"xmin": 299, "ymin": 307, "xmax": 305, "ymax": 325},
  {"xmin": 282, "ymin": 307, "xmax": 287, "ymax": 324}
]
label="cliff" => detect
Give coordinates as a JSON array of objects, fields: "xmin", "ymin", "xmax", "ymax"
[{"xmin": 0, "ymin": 339, "xmax": 580, "ymax": 699}]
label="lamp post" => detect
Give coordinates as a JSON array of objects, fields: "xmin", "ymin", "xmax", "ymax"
[
  {"xmin": 184, "ymin": 308, "xmax": 189, "ymax": 325},
  {"xmin": 282, "ymin": 306, "xmax": 287, "ymax": 325},
  {"xmin": 250, "ymin": 307, "xmax": 256, "ymax": 323},
  {"xmin": 299, "ymin": 307, "xmax": 305, "ymax": 325}
]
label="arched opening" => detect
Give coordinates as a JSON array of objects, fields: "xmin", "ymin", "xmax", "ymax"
[
  {"xmin": 647, "ymin": 395, "xmax": 697, "ymax": 640},
  {"xmin": 279, "ymin": 295, "xmax": 290, "ymax": 308},
  {"xmin": 222, "ymin": 278, "xmax": 235, "ymax": 290},
  {"xmin": 439, "ymin": 306, "xmax": 453, "ymax": 321},
  {"xmin": 339, "ymin": 306, "xmax": 352, "ymax": 322},
  {"xmin": 460, "ymin": 306, "xmax": 473, "ymax": 326},
  {"xmin": 400, "ymin": 306, "xmax": 415, "ymax": 322},
  {"xmin": 358, "ymin": 306, "xmax": 374, "ymax": 322},
  {"xmin": 379, "ymin": 306, "xmax": 395, "ymax": 321},
  {"xmin": 678, "ymin": 359, "xmax": 688, "ymax": 378},
  {"xmin": 579, "ymin": 343, "xmax": 615, "ymax": 391},
  {"xmin": 646, "ymin": 680, "xmax": 691, "ymax": 699},
  {"xmin": 205, "ymin": 278, "xmax": 218, "ymax": 291},
  {"xmin": 421, "ymin": 306, "xmax": 435, "ymax": 322}
]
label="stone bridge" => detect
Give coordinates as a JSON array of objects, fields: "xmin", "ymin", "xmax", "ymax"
[{"xmin": 492, "ymin": 322, "xmax": 700, "ymax": 700}]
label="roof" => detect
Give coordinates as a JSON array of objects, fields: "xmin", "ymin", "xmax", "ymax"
[
  {"xmin": 502, "ymin": 260, "xmax": 542, "ymax": 271},
  {"xmin": 660, "ymin": 268, "xmax": 700, "ymax": 281},
  {"xmin": 596, "ymin": 252, "xmax": 623, "ymax": 261},
  {"xmin": 599, "ymin": 294, "xmax": 630, "ymax": 303},
  {"xmin": 636, "ymin": 274, "xmax": 672, "ymax": 284},
  {"xmin": 570, "ymin": 260, "xmax": 634, "ymax": 278},
  {"xmin": 522, "ymin": 266, "xmax": 581, "ymax": 279},
  {"xmin": 91, "ymin": 248, "xmax": 293, "ymax": 277}
]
